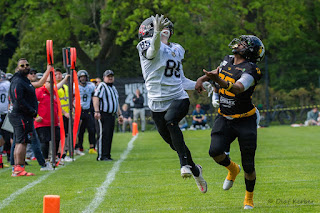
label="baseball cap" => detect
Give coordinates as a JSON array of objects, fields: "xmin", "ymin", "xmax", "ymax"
[
  {"xmin": 196, "ymin": 104, "xmax": 201, "ymax": 108},
  {"xmin": 30, "ymin": 68, "xmax": 37, "ymax": 74},
  {"xmin": 103, "ymin": 70, "xmax": 114, "ymax": 77}
]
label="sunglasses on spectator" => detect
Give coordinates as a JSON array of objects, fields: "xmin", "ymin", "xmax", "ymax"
[
  {"xmin": 30, "ymin": 72, "xmax": 36, "ymax": 75},
  {"xmin": 20, "ymin": 64, "xmax": 30, "ymax": 68}
]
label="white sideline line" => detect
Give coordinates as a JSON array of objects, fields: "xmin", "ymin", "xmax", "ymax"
[
  {"xmin": 0, "ymin": 167, "xmax": 11, "ymax": 174},
  {"xmin": 0, "ymin": 156, "xmax": 81, "ymax": 210},
  {"xmin": 83, "ymin": 135, "xmax": 138, "ymax": 213}
]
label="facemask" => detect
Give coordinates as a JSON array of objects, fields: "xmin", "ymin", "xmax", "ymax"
[{"xmin": 161, "ymin": 30, "xmax": 170, "ymax": 38}]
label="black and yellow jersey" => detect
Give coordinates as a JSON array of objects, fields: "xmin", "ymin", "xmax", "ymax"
[{"xmin": 218, "ymin": 55, "xmax": 261, "ymax": 118}]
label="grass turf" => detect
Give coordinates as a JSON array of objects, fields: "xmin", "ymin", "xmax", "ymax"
[{"xmin": 0, "ymin": 126, "xmax": 319, "ymax": 212}]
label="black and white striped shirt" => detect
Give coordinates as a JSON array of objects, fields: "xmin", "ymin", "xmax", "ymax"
[{"xmin": 94, "ymin": 82, "xmax": 119, "ymax": 113}]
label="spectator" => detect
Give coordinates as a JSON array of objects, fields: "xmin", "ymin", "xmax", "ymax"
[
  {"xmin": 55, "ymin": 68, "xmax": 76, "ymax": 158},
  {"xmin": 28, "ymin": 68, "xmax": 38, "ymax": 82},
  {"xmin": 179, "ymin": 117, "xmax": 188, "ymax": 130},
  {"xmin": 8, "ymin": 58, "xmax": 48, "ymax": 176},
  {"xmin": 77, "ymin": 70, "xmax": 97, "ymax": 154},
  {"xmin": 191, "ymin": 104, "xmax": 207, "ymax": 130},
  {"xmin": 10, "ymin": 63, "xmax": 53, "ymax": 172},
  {"xmin": 93, "ymin": 70, "xmax": 123, "ymax": 161},
  {"xmin": 0, "ymin": 71, "xmax": 12, "ymax": 162},
  {"xmin": 25, "ymin": 68, "xmax": 38, "ymax": 161},
  {"xmin": 122, "ymin": 103, "xmax": 132, "ymax": 132},
  {"xmin": 132, "ymin": 89, "xmax": 145, "ymax": 132},
  {"xmin": 95, "ymin": 77, "xmax": 102, "ymax": 86},
  {"xmin": 305, "ymin": 107, "xmax": 320, "ymax": 126},
  {"xmin": 35, "ymin": 75, "xmax": 69, "ymax": 163},
  {"xmin": 5, "ymin": 73, "xmax": 13, "ymax": 81}
]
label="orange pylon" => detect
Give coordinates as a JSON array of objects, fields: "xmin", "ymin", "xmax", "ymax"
[
  {"xmin": 43, "ymin": 195, "xmax": 60, "ymax": 213},
  {"xmin": 132, "ymin": 122, "xmax": 139, "ymax": 136}
]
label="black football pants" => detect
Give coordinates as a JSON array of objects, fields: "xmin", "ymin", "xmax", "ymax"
[{"xmin": 152, "ymin": 98, "xmax": 198, "ymax": 172}]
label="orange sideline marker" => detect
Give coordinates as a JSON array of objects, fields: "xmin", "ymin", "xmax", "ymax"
[
  {"xmin": 43, "ymin": 195, "xmax": 60, "ymax": 213},
  {"xmin": 132, "ymin": 122, "xmax": 138, "ymax": 136}
]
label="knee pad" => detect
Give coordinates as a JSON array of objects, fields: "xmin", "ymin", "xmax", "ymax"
[
  {"xmin": 242, "ymin": 163, "xmax": 255, "ymax": 174},
  {"xmin": 208, "ymin": 147, "xmax": 224, "ymax": 158},
  {"xmin": 164, "ymin": 112, "xmax": 179, "ymax": 127}
]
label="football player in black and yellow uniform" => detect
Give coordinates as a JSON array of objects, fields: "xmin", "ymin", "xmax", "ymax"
[{"xmin": 196, "ymin": 35, "xmax": 265, "ymax": 209}]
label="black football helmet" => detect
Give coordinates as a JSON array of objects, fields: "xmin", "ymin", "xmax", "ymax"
[
  {"xmin": 138, "ymin": 16, "xmax": 174, "ymax": 40},
  {"xmin": 229, "ymin": 35, "xmax": 265, "ymax": 63},
  {"xmin": 78, "ymin": 70, "xmax": 89, "ymax": 81}
]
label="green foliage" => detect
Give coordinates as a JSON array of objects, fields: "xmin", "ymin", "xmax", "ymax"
[{"xmin": 1, "ymin": 0, "xmax": 320, "ymax": 104}]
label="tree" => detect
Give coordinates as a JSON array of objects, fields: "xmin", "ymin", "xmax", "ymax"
[{"xmin": 1, "ymin": 0, "xmax": 320, "ymax": 96}]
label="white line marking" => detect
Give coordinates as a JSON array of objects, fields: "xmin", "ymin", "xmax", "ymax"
[
  {"xmin": 0, "ymin": 156, "xmax": 81, "ymax": 210},
  {"xmin": 83, "ymin": 135, "xmax": 138, "ymax": 213},
  {"xmin": 0, "ymin": 167, "xmax": 11, "ymax": 174}
]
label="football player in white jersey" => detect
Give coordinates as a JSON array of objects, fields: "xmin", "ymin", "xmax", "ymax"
[
  {"xmin": 0, "ymin": 71, "xmax": 12, "ymax": 161},
  {"xmin": 137, "ymin": 14, "xmax": 208, "ymax": 193},
  {"xmin": 77, "ymin": 70, "xmax": 97, "ymax": 154}
]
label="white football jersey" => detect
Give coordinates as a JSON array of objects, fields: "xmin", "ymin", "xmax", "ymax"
[
  {"xmin": 137, "ymin": 39, "xmax": 190, "ymax": 111},
  {"xmin": 79, "ymin": 82, "xmax": 96, "ymax": 110},
  {"xmin": 0, "ymin": 80, "xmax": 10, "ymax": 114}
]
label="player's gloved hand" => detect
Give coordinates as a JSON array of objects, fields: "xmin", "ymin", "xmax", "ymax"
[
  {"xmin": 202, "ymin": 82, "xmax": 213, "ymax": 97},
  {"xmin": 151, "ymin": 14, "xmax": 170, "ymax": 32},
  {"xmin": 212, "ymin": 92, "xmax": 219, "ymax": 108}
]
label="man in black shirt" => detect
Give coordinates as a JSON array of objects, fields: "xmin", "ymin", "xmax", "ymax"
[
  {"xmin": 132, "ymin": 89, "xmax": 145, "ymax": 132},
  {"xmin": 9, "ymin": 58, "xmax": 39, "ymax": 176},
  {"xmin": 196, "ymin": 35, "xmax": 265, "ymax": 209}
]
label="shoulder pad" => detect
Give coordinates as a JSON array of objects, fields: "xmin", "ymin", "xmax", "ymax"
[
  {"xmin": 171, "ymin": 42, "xmax": 185, "ymax": 58},
  {"xmin": 243, "ymin": 62, "xmax": 262, "ymax": 81},
  {"xmin": 220, "ymin": 55, "xmax": 233, "ymax": 67},
  {"xmin": 137, "ymin": 39, "xmax": 151, "ymax": 52}
]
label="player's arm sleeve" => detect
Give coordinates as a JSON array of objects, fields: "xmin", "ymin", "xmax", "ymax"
[
  {"xmin": 181, "ymin": 70, "xmax": 196, "ymax": 90},
  {"xmin": 145, "ymin": 31, "xmax": 161, "ymax": 59},
  {"xmin": 237, "ymin": 73, "xmax": 254, "ymax": 91}
]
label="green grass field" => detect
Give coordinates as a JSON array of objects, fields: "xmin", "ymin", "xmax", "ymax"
[{"xmin": 0, "ymin": 126, "xmax": 319, "ymax": 212}]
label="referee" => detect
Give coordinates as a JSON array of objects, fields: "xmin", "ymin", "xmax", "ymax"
[{"xmin": 93, "ymin": 70, "xmax": 123, "ymax": 161}]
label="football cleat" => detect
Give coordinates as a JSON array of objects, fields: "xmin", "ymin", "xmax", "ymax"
[
  {"xmin": 88, "ymin": 148, "xmax": 97, "ymax": 154},
  {"xmin": 193, "ymin": 165, "xmax": 207, "ymax": 193},
  {"xmin": 12, "ymin": 165, "xmax": 35, "ymax": 177},
  {"xmin": 62, "ymin": 156, "xmax": 73, "ymax": 162},
  {"xmin": 223, "ymin": 164, "xmax": 241, "ymax": 190},
  {"xmin": 181, "ymin": 165, "xmax": 192, "ymax": 179},
  {"xmin": 244, "ymin": 205, "xmax": 254, "ymax": 210},
  {"xmin": 75, "ymin": 149, "xmax": 85, "ymax": 156},
  {"xmin": 40, "ymin": 162, "xmax": 54, "ymax": 171},
  {"xmin": 244, "ymin": 191, "xmax": 254, "ymax": 209}
]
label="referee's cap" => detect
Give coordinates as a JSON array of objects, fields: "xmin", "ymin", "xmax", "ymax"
[{"xmin": 103, "ymin": 70, "xmax": 114, "ymax": 77}]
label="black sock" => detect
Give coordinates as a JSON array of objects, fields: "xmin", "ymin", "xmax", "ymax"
[
  {"xmin": 217, "ymin": 155, "xmax": 231, "ymax": 167},
  {"xmin": 185, "ymin": 147, "xmax": 199, "ymax": 176},
  {"xmin": 191, "ymin": 165, "xmax": 200, "ymax": 177},
  {"xmin": 245, "ymin": 178, "xmax": 256, "ymax": 192},
  {"xmin": 167, "ymin": 123, "xmax": 188, "ymax": 166}
]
